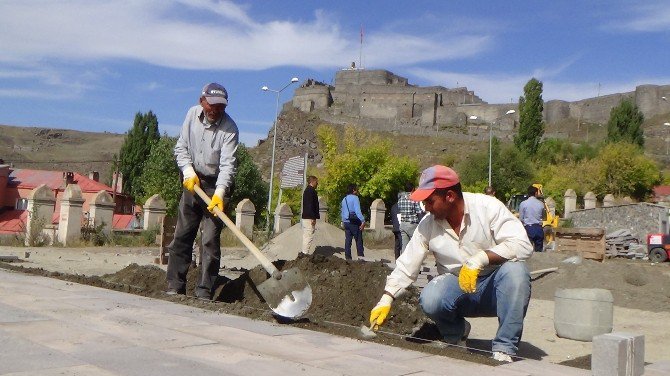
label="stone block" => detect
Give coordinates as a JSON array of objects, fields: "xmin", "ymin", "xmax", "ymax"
[{"xmin": 592, "ymin": 332, "xmax": 644, "ymax": 376}]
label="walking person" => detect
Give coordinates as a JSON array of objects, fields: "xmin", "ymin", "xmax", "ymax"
[
  {"xmin": 340, "ymin": 184, "xmax": 365, "ymax": 260},
  {"xmin": 397, "ymin": 182, "xmax": 423, "ymax": 253},
  {"xmin": 166, "ymin": 82, "xmax": 239, "ymax": 301},
  {"xmin": 369, "ymin": 165, "xmax": 533, "ymax": 363},
  {"xmin": 390, "ymin": 201, "xmax": 402, "ymax": 260},
  {"xmin": 519, "ymin": 185, "xmax": 545, "ymax": 252},
  {"xmin": 301, "ymin": 176, "xmax": 320, "ymax": 255}
]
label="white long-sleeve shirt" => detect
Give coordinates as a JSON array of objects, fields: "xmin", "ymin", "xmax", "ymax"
[
  {"xmin": 174, "ymin": 105, "xmax": 239, "ymax": 191},
  {"xmin": 384, "ymin": 192, "xmax": 533, "ymax": 297}
]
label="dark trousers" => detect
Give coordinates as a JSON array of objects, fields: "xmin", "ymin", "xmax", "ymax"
[
  {"xmin": 524, "ymin": 224, "xmax": 544, "ymax": 252},
  {"xmin": 392, "ymin": 230, "xmax": 402, "ymax": 260},
  {"xmin": 344, "ymin": 222, "xmax": 364, "ymax": 259},
  {"xmin": 167, "ymin": 181, "xmax": 223, "ymax": 298}
]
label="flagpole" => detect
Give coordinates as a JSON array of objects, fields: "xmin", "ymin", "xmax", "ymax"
[{"xmin": 359, "ymin": 24, "xmax": 363, "ymax": 69}]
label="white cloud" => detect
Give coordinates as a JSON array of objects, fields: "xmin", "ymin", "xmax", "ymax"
[
  {"xmin": 603, "ymin": 2, "xmax": 670, "ymax": 32},
  {"xmin": 0, "ymin": 0, "xmax": 489, "ymax": 70},
  {"xmin": 409, "ymin": 68, "xmax": 670, "ymax": 104}
]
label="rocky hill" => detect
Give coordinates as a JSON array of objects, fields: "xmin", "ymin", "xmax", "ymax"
[{"xmin": 0, "ymin": 124, "xmax": 124, "ymax": 184}]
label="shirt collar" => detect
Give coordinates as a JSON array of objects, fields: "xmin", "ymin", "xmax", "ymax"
[{"xmin": 197, "ymin": 106, "xmax": 223, "ymax": 128}]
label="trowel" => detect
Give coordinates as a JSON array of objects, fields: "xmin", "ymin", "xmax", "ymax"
[{"xmin": 193, "ymin": 186, "xmax": 312, "ymax": 319}]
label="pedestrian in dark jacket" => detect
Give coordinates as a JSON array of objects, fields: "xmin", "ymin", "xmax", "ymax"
[
  {"xmin": 301, "ymin": 176, "xmax": 320, "ymax": 254},
  {"xmin": 390, "ymin": 201, "xmax": 402, "ymax": 260}
]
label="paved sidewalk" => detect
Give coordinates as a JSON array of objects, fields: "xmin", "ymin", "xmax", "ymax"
[{"xmin": 0, "ymin": 269, "xmax": 589, "ymax": 376}]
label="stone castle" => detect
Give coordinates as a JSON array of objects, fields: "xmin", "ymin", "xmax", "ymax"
[{"xmin": 288, "ymin": 68, "xmax": 670, "ymax": 137}]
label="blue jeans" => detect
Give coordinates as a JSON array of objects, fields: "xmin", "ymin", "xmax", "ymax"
[
  {"xmin": 524, "ymin": 224, "xmax": 544, "ymax": 252},
  {"xmin": 419, "ymin": 262, "xmax": 531, "ymax": 355},
  {"xmin": 343, "ymin": 222, "xmax": 364, "ymax": 259}
]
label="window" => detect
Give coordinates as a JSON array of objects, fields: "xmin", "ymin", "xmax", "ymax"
[{"xmin": 16, "ymin": 198, "xmax": 28, "ymax": 211}]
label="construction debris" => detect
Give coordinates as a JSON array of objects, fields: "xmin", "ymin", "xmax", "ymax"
[{"xmin": 605, "ymin": 229, "xmax": 646, "ymax": 259}]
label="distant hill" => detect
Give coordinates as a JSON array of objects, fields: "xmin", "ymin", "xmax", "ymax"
[{"xmin": 0, "ymin": 124, "xmax": 125, "ymax": 185}]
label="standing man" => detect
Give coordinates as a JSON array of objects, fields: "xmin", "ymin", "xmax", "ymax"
[
  {"xmin": 397, "ymin": 182, "xmax": 423, "ymax": 253},
  {"xmin": 484, "ymin": 186, "xmax": 496, "ymax": 196},
  {"xmin": 341, "ymin": 184, "xmax": 365, "ymax": 260},
  {"xmin": 167, "ymin": 82, "xmax": 239, "ymax": 301},
  {"xmin": 369, "ymin": 166, "xmax": 533, "ymax": 363},
  {"xmin": 519, "ymin": 185, "xmax": 545, "ymax": 252},
  {"xmin": 301, "ymin": 175, "xmax": 320, "ymax": 255},
  {"xmin": 390, "ymin": 200, "xmax": 402, "ymax": 260}
]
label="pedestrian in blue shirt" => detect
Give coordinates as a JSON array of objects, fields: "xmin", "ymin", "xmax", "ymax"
[
  {"xmin": 518, "ymin": 185, "xmax": 545, "ymax": 252},
  {"xmin": 341, "ymin": 184, "xmax": 365, "ymax": 260}
]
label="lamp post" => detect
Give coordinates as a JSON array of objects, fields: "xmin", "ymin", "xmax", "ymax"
[
  {"xmin": 487, "ymin": 110, "xmax": 516, "ymax": 187},
  {"xmin": 664, "ymin": 122, "xmax": 670, "ymax": 155},
  {"xmin": 262, "ymin": 77, "xmax": 299, "ymax": 235}
]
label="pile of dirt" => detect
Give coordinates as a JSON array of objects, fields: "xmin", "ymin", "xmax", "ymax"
[{"xmin": 525, "ymin": 252, "xmax": 670, "ymax": 312}]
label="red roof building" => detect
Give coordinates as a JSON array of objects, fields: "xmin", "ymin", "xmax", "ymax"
[{"xmin": 0, "ymin": 165, "xmax": 135, "ymax": 234}]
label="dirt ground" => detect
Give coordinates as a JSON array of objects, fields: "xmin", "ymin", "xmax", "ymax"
[{"xmin": 1, "ymin": 245, "xmax": 669, "ymax": 369}]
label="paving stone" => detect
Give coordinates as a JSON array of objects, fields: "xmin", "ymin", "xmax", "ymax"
[
  {"xmin": 0, "ymin": 364, "xmax": 121, "ymax": 376},
  {"xmin": 0, "ymin": 302, "xmax": 49, "ymax": 323},
  {"xmin": 0, "ymin": 334, "xmax": 83, "ymax": 374},
  {"xmin": 499, "ymin": 359, "xmax": 590, "ymax": 375},
  {"xmin": 0, "ymin": 267, "xmax": 598, "ymax": 376},
  {"xmin": 162, "ymin": 343, "xmax": 341, "ymax": 375}
]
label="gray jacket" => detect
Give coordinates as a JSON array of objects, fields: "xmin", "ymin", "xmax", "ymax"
[{"xmin": 174, "ymin": 105, "xmax": 239, "ymax": 191}]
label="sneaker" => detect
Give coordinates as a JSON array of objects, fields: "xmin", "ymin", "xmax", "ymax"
[
  {"xmin": 165, "ymin": 288, "xmax": 184, "ymax": 296},
  {"xmin": 492, "ymin": 351, "xmax": 513, "ymax": 363}
]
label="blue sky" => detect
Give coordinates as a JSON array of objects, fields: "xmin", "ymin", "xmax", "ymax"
[{"xmin": 1, "ymin": 1, "xmax": 669, "ymax": 146}]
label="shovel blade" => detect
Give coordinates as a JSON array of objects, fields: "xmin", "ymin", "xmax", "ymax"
[{"xmin": 257, "ymin": 267, "xmax": 312, "ymax": 319}]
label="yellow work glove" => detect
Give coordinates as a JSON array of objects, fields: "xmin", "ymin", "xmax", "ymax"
[
  {"xmin": 207, "ymin": 188, "xmax": 225, "ymax": 214},
  {"xmin": 182, "ymin": 166, "xmax": 200, "ymax": 193},
  {"xmin": 458, "ymin": 250, "xmax": 490, "ymax": 293},
  {"xmin": 369, "ymin": 294, "xmax": 394, "ymax": 330}
]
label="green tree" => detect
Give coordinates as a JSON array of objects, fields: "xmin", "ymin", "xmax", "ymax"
[
  {"xmin": 592, "ymin": 142, "xmax": 659, "ymax": 199},
  {"xmin": 139, "ymin": 135, "xmax": 181, "ymax": 216},
  {"xmin": 515, "ymin": 78, "xmax": 545, "ymax": 155},
  {"xmin": 119, "ymin": 111, "xmax": 160, "ymax": 200},
  {"xmin": 229, "ymin": 145, "xmax": 269, "ymax": 223},
  {"xmin": 317, "ymin": 125, "xmax": 420, "ymax": 222},
  {"xmin": 534, "ymin": 138, "xmax": 599, "ymax": 167},
  {"xmin": 536, "ymin": 160, "xmax": 600, "ymax": 214},
  {"xmin": 457, "ymin": 140, "xmax": 534, "ymax": 200},
  {"xmin": 606, "ymin": 99, "xmax": 644, "ymax": 147}
]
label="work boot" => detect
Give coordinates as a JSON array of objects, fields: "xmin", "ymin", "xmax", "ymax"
[
  {"xmin": 443, "ymin": 320, "xmax": 470, "ymax": 347},
  {"xmin": 428, "ymin": 320, "xmax": 470, "ymax": 349},
  {"xmin": 165, "ymin": 288, "xmax": 185, "ymax": 296}
]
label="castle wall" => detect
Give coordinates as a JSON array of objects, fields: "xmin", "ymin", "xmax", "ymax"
[
  {"xmin": 334, "ymin": 69, "xmax": 408, "ymax": 86},
  {"xmin": 297, "ymin": 69, "xmax": 670, "ymax": 135},
  {"xmin": 636, "ymin": 84, "xmax": 670, "ymax": 117},
  {"xmin": 293, "ymin": 85, "xmax": 332, "ymax": 111}
]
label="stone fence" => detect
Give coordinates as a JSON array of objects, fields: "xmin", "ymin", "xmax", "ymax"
[
  {"xmin": 25, "ymin": 182, "xmax": 670, "ymax": 245},
  {"xmin": 562, "ymin": 189, "xmax": 670, "ymax": 242}
]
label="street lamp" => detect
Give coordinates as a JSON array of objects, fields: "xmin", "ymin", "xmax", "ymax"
[
  {"xmin": 488, "ymin": 110, "xmax": 516, "ymax": 186},
  {"xmin": 262, "ymin": 77, "xmax": 299, "ymax": 234},
  {"xmin": 664, "ymin": 122, "xmax": 670, "ymax": 155}
]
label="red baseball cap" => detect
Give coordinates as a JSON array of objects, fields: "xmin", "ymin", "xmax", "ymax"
[{"xmin": 409, "ymin": 165, "xmax": 460, "ymax": 201}]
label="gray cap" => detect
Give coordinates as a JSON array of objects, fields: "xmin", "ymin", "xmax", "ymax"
[{"xmin": 201, "ymin": 83, "xmax": 228, "ymax": 105}]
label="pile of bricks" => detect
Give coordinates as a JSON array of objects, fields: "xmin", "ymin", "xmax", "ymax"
[{"xmin": 605, "ymin": 229, "xmax": 646, "ymax": 259}]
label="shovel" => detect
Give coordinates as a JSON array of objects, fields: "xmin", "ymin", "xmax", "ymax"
[{"xmin": 193, "ymin": 185, "xmax": 312, "ymax": 319}]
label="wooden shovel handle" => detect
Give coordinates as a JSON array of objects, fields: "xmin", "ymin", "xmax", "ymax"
[{"xmin": 193, "ymin": 185, "xmax": 279, "ymax": 276}]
